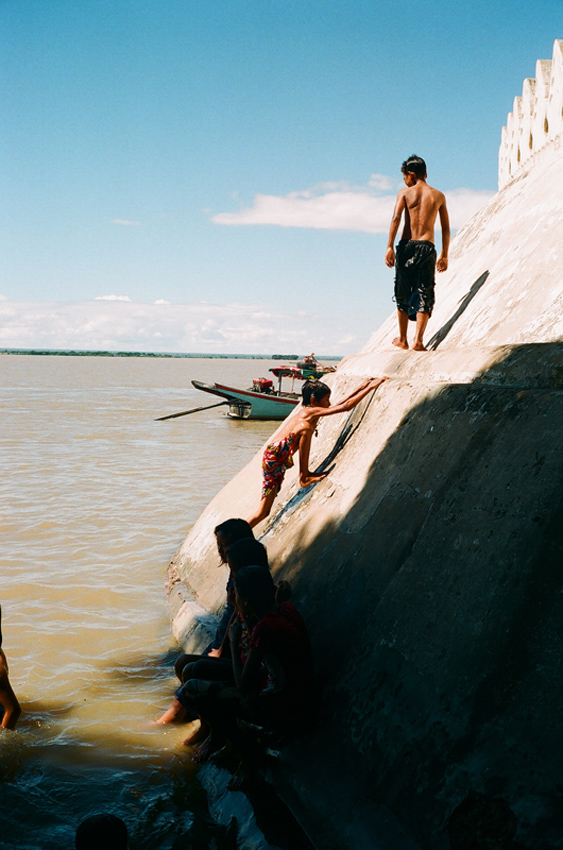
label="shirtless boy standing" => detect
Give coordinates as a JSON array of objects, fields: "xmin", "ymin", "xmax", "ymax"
[
  {"xmin": 247, "ymin": 376, "xmax": 387, "ymax": 528},
  {"xmin": 385, "ymin": 154, "xmax": 450, "ymax": 351}
]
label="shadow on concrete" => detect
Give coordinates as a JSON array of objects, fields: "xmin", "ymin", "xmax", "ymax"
[
  {"xmin": 270, "ymin": 341, "xmax": 563, "ymax": 849},
  {"xmin": 427, "ymin": 271, "xmax": 490, "ymax": 350}
]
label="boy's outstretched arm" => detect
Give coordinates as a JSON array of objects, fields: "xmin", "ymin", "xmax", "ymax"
[
  {"xmin": 335, "ymin": 377, "xmax": 382, "ymax": 406},
  {"xmin": 319, "ymin": 377, "xmax": 388, "ymax": 418},
  {"xmin": 437, "ymin": 198, "xmax": 450, "ymax": 272}
]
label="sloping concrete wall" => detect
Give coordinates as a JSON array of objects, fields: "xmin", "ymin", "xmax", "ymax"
[{"xmin": 169, "ymin": 63, "xmax": 563, "ymax": 850}]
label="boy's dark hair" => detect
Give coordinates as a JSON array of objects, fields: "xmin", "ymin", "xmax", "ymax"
[
  {"xmin": 302, "ymin": 380, "xmax": 330, "ymax": 407},
  {"xmin": 0, "ymin": 605, "xmax": 2, "ymax": 648},
  {"xmin": 401, "ymin": 154, "xmax": 427, "ymax": 178},
  {"xmin": 234, "ymin": 566, "xmax": 276, "ymax": 612},
  {"xmin": 76, "ymin": 814, "xmax": 128, "ymax": 850},
  {"xmin": 214, "ymin": 518, "xmax": 254, "ymax": 546},
  {"xmin": 226, "ymin": 538, "xmax": 268, "ymax": 573}
]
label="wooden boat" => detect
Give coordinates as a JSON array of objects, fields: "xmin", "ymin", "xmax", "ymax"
[{"xmin": 192, "ymin": 361, "xmax": 336, "ymax": 420}]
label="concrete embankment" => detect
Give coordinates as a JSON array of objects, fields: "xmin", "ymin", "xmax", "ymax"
[{"xmin": 168, "ymin": 47, "xmax": 563, "ymax": 850}]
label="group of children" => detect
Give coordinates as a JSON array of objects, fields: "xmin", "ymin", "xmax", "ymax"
[
  {"xmin": 157, "ymin": 519, "xmax": 311, "ymax": 786},
  {"xmin": 158, "ymin": 373, "xmax": 390, "ymax": 785},
  {"xmin": 2, "ymin": 153, "xmax": 447, "ymax": 745},
  {"xmin": 157, "ymin": 151, "xmax": 450, "ymax": 777}
]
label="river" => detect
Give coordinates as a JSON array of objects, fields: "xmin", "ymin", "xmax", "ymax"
[{"xmin": 0, "ymin": 354, "xmax": 285, "ymax": 849}]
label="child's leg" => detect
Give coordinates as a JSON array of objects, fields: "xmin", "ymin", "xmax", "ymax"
[
  {"xmin": 0, "ymin": 674, "xmax": 21, "ymax": 730},
  {"xmin": 156, "ymin": 696, "xmax": 189, "ymax": 725},
  {"xmin": 248, "ymin": 489, "xmax": 277, "ymax": 529},
  {"xmin": 412, "ymin": 311, "xmax": 430, "ymax": 350},
  {"xmin": 174, "ymin": 653, "xmax": 203, "ymax": 682},
  {"xmin": 393, "ymin": 310, "xmax": 409, "ymax": 349}
]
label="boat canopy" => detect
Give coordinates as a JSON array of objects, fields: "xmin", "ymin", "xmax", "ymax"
[{"xmin": 269, "ymin": 367, "xmax": 306, "ymax": 380}]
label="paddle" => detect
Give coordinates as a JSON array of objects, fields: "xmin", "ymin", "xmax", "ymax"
[{"xmin": 155, "ymin": 400, "xmax": 229, "ymax": 421}]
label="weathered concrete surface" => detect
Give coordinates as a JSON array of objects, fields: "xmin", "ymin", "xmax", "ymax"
[{"xmin": 168, "ymin": 77, "xmax": 563, "ymax": 850}]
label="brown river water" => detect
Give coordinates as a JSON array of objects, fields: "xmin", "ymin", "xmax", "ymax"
[{"xmin": 0, "ymin": 355, "xmax": 283, "ymax": 849}]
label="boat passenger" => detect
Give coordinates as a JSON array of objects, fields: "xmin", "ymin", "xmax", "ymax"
[{"xmin": 247, "ymin": 376, "xmax": 388, "ymax": 528}]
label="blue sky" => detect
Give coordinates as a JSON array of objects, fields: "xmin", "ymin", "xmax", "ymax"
[{"xmin": 0, "ymin": 1, "xmax": 560, "ymax": 354}]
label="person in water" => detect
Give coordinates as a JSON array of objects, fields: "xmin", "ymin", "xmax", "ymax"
[
  {"xmin": 0, "ymin": 604, "xmax": 21, "ymax": 730},
  {"xmin": 75, "ymin": 814, "xmax": 129, "ymax": 850},
  {"xmin": 247, "ymin": 376, "xmax": 388, "ymax": 528},
  {"xmin": 385, "ymin": 154, "xmax": 450, "ymax": 351}
]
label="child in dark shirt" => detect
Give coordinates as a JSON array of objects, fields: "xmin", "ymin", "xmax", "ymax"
[
  {"xmin": 178, "ymin": 566, "xmax": 312, "ymax": 781},
  {"xmin": 157, "ymin": 538, "xmax": 271, "ymax": 727}
]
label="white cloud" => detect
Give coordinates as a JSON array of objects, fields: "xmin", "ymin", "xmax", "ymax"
[
  {"xmin": 211, "ymin": 175, "xmax": 494, "ymax": 234},
  {"xmin": 368, "ymin": 173, "xmax": 394, "ymax": 192},
  {"xmin": 113, "ymin": 219, "xmax": 141, "ymax": 226},
  {"xmin": 154, "ymin": 299, "xmax": 170, "ymax": 305},
  {"xmin": 0, "ymin": 298, "xmax": 362, "ymax": 354},
  {"xmin": 95, "ymin": 294, "xmax": 131, "ymax": 302}
]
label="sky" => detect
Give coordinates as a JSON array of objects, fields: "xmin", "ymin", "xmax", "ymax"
[{"xmin": 0, "ymin": 0, "xmax": 561, "ymax": 355}]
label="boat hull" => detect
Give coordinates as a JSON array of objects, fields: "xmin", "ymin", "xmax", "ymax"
[{"xmin": 192, "ymin": 380, "xmax": 298, "ymax": 420}]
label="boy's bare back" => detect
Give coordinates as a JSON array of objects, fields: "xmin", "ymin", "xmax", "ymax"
[{"xmin": 401, "ymin": 181, "xmax": 447, "ymax": 243}]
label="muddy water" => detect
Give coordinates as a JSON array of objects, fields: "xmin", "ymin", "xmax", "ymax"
[{"xmin": 0, "ymin": 355, "xmax": 280, "ymax": 849}]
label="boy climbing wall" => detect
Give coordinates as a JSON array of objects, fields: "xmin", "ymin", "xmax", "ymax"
[{"xmin": 248, "ymin": 376, "xmax": 387, "ymax": 528}]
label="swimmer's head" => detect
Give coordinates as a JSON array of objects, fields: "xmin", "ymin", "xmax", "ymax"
[
  {"xmin": 75, "ymin": 814, "xmax": 128, "ymax": 850},
  {"xmin": 226, "ymin": 538, "xmax": 268, "ymax": 573},
  {"xmin": 401, "ymin": 154, "xmax": 427, "ymax": 179},
  {"xmin": 302, "ymin": 380, "xmax": 331, "ymax": 407},
  {"xmin": 214, "ymin": 518, "xmax": 254, "ymax": 563},
  {"xmin": 235, "ymin": 566, "xmax": 276, "ymax": 616}
]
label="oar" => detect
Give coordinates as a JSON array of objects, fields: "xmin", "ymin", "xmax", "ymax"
[{"xmin": 155, "ymin": 400, "xmax": 229, "ymax": 421}]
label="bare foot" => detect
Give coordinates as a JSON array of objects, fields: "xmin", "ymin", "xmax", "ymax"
[
  {"xmin": 412, "ymin": 343, "xmax": 427, "ymax": 351},
  {"xmin": 227, "ymin": 758, "xmax": 256, "ymax": 791},
  {"xmin": 155, "ymin": 698, "xmax": 188, "ymax": 725},
  {"xmin": 190, "ymin": 732, "xmax": 223, "ymax": 764},
  {"xmin": 392, "ymin": 337, "xmax": 409, "ymax": 350},
  {"xmin": 310, "ymin": 473, "xmax": 328, "ymax": 484},
  {"xmin": 183, "ymin": 720, "xmax": 209, "ymax": 746},
  {"xmin": 227, "ymin": 767, "xmax": 246, "ymax": 791}
]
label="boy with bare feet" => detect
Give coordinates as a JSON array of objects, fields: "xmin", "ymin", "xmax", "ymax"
[
  {"xmin": 247, "ymin": 376, "xmax": 388, "ymax": 528},
  {"xmin": 385, "ymin": 154, "xmax": 450, "ymax": 351},
  {"xmin": 0, "ymin": 605, "xmax": 21, "ymax": 730}
]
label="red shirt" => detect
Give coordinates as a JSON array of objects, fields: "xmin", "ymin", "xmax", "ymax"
[{"xmin": 250, "ymin": 603, "xmax": 313, "ymax": 703}]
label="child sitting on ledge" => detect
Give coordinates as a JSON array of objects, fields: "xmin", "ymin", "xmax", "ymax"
[{"xmin": 247, "ymin": 376, "xmax": 388, "ymax": 528}]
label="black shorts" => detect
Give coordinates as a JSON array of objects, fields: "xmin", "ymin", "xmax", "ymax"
[{"xmin": 394, "ymin": 239, "xmax": 436, "ymax": 319}]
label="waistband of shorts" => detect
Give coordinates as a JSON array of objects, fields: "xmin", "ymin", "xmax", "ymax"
[{"xmin": 397, "ymin": 239, "xmax": 435, "ymax": 248}]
